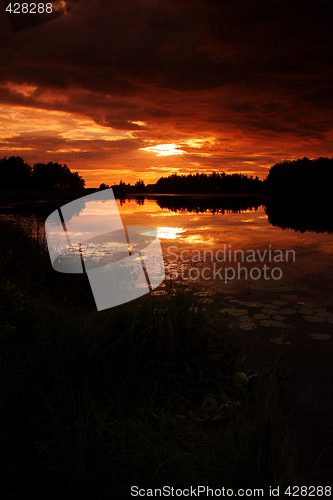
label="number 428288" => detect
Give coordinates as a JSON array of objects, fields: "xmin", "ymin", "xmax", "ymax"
[{"xmin": 6, "ymin": 3, "xmax": 53, "ymax": 14}]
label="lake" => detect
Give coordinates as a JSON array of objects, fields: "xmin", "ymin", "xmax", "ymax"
[
  {"xmin": 1, "ymin": 193, "xmax": 333, "ymax": 473},
  {"xmin": 2, "ymin": 194, "xmax": 333, "ymax": 309}
]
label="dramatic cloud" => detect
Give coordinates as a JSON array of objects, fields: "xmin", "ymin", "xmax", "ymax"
[{"xmin": 1, "ymin": 0, "xmax": 333, "ymax": 186}]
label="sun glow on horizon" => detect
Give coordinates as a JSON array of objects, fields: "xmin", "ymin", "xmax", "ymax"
[
  {"xmin": 141, "ymin": 143, "xmax": 186, "ymax": 156},
  {"xmin": 141, "ymin": 138, "xmax": 217, "ymax": 157}
]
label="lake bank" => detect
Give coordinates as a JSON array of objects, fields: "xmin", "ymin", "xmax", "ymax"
[
  {"xmin": 0, "ymin": 219, "xmax": 308, "ymax": 496},
  {"xmin": 183, "ymin": 278, "xmax": 333, "ymax": 482},
  {"xmin": 2, "ymin": 189, "xmax": 333, "ymax": 204},
  {"xmin": 1, "ymin": 193, "xmax": 333, "ymax": 491}
]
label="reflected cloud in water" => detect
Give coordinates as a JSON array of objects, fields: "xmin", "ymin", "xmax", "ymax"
[{"xmin": 2, "ymin": 194, "xmax": 333, "ymax": 307}]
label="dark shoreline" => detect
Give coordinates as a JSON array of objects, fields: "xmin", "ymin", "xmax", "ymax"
[
  {"xmin": 0, "ymin": 219, "xmax": 303, "ymax": 495},
  {"xmin": 2, "ymin": 189, "xmax": 333, "ymax": 205},
  {"xmin": 2, "ymin": 191, "xmax": 333, "ymax": 234}
]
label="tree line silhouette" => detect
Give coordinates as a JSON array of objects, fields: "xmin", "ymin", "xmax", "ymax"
[
  {"xmin": 99, "ymin": 179, "xmax": 146, "ymax": 194},
  {"xmin": 155, "ymin": 157, "xmax": 333, "ymax": 195},
  {"xmin": 264, "ymin": 157, "xmax": 333, "ymax": 197},
  {"xmin": 2, "ymin": 155, "xmax": 333, "ymax": 196},
  {"xmin": 0, "ymin": 156, "xmax": 85, "ymax": 191},
  {"xmin": 155, "ymin": 172, "xmax": 262, "ymax": 194}
]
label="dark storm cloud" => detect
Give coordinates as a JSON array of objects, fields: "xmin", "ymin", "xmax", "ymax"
[
  {"xmin": 1, "ymin": 0, "xmax": 333, "ymax": 185},
  {"xmin": 2, "ymin": 132, "xmax": 141, "ymax": 153},
  {"xmin": 1, "ymin": 0, "xmax": 332, "ymax": 98}
]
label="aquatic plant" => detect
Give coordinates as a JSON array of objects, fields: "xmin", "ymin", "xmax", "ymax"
[{"xmin": 0, "ymin": 220, "xmax": 323, "ymax": 496}]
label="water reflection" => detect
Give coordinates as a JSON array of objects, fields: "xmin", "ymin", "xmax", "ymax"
[
  {"xmin": 0, "ymin": 199, "xmax": 85, "ymax": 220},
  {"xmin": 2, "ymin": 195, "xmax": 333, "ymax": 308},
  {"xmin": 114, "ymin": 197, "xmax": 333, "ymax": 309},
  {"xmin": 155, "ymin": 196, "xmax": 263, "ymax": 214},
  {"xmin": 265, "ymin": 198, "xmax": 333, "ymax": 233}
]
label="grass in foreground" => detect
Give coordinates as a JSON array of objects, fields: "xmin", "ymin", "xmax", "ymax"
[{"xmin": 0, "ymin": 220, "xmax": 318, "ymax": 498}]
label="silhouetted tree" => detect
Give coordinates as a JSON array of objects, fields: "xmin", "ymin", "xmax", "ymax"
[
  {"xmin": 264, "ymin": 157, "xmax": 333, "ymax": 197},
  {"xmin": 134, "ymin": 180, "xmax": 145, "ymax": 192},
  {"xmin": 32, "ymin": 162, "xmax": 85, "ymax": 190},
  {"xmin": 99, "ymin": 183, "xmax": 110, "ymax": 190},
  {"xmin": 0, "ymin": 156, "xmax": 32, "ymax": 190},
  {"xmin": 68, "ymin": 171, "xmax": 85, "ymax": 190},
  {"xmin": 155, "ymin": 171, "xmax": 263, "ymax": 194},
  {"xmin": 0, "ymin": 156, "xmax": 85, "ymax": 191}
]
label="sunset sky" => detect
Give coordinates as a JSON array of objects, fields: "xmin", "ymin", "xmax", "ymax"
[{"xmin": 1, "ymin": 0, "xmax": 333, "ymax": 187}]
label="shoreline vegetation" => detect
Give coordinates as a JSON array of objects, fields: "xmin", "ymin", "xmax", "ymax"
[
  {"xmin": 0, "ymin": 220, "xmax": 328, "ymax": 497},
  {"xmin": 1, "ymin": 191, "xmax": 333, "ymax": 234},
  {"xmin": 2, "ymin": 156, "xmax": 333, "ymax": 198}
]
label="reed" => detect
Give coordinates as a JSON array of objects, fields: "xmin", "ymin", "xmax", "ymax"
[{"xmin": 0, "ymin": 219, "xmax": 316, "ymax": 498}]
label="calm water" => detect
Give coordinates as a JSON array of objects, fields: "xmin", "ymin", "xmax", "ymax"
[
  {"xmin": 2, "ymin": 195, "xmax": 333, "ymax": 309},
  {"xmin": 3, "ymin": 195, "xmax": 333, "ymax": 470}
]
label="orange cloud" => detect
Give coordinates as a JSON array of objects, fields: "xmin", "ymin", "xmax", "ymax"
[{"xmin": 0, "ymin": 0, "xmax": 332, "ymax": 186}]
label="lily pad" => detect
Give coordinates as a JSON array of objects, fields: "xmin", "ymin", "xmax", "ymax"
[
  {"xmin": 281, "ymin": 295, "xmax": 298, "ymax": 301},
  {"xmin": 298, "ymin": 307, "xmax": 314, "ymax": 315},
  {"xmin": 302, "ymin": 302, "xmax": 316, "ymax": 308},
  {"xmin": 239, "ymin": 323, "xmax": 257, "ymax": 331},
  {"xmin": 270, "ymin": 337, "xmax": 291, "ymax": 345},
  {"xmin": 246, "ymin": 301, "xmax": 263, "ymax": 307},
  {"xmin": 309, "ymin": 333, "xmax": 331, "ymax": 340},
  {"xmin": 303, "ymin": 316, "xmax": 325, "ymax": 323},
  {"xmin": 278, "ymin": 308, "xmax": 296, "ymax": 315},
  {"xmin": 263, "ymin": 304, "xmax": 280, "ymax": 309},
  {"xmin": 236, "ymin": 309, "xmax": 250, "ymax": 316},
  {"xmin": 274, "ymin": 315, "xmax": 287, "ymax": 321},
  {"xmin": 253, "ymin": 313, "xmax": 270, "ymax": 320},
  {"xmin": 314, "ymin": 311, "xmax": 333, "ymax": 319},
  {"xmin": 261, "ymin": 309, "xmax": 273, "ymax": 315},
  {"xmin": 260, "ymin": 320, "xmax": 291, "ymax": 328},
  {"xmin": 271, "ymin": 300, "xmax": 288, "ymax": 306},
  {"xmin": 220, "ymin": 308, "xmax": 248, "ymax": 316},
  {"xmin": 239, "ymin": 316, "xmax": 253, "ymax": 323}
]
